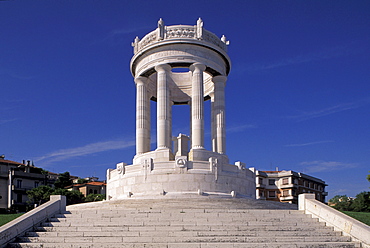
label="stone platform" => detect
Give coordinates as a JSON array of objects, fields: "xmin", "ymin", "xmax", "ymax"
[
  {"xmin": 107, "ymin": 159, "xmax": 255, "ymax": 200},
  {"xmin": 8, "ymin": 197, "xmax": 360, "ymax": 247}
]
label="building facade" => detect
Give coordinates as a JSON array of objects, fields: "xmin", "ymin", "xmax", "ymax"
[
  {"xmin": 255, "ymin": 170, "xmax": 328, "ymax": 204},
  {"xmin": 0, "ymin": 156, "xmax": 46, "ymax": 211},
  {"xmin": 66, "ymin": 181, "xmax": 106, "ymax": 197}
]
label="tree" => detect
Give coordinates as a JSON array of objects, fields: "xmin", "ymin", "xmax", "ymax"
[
  {"xmin": 76, "ymin": 178, "xmax": 88, "ymax": 184},
  {"xmin": 85, "ymin": 194, "xmax": 105, "ymax": 202},
  {"xmin": 351, "ymin": 192, "xmax": 370, "ymax": 212},
  {"xmin": 27, "ymin": 186, "xmax": 85, "ymax": 207},
  {"xmin": 367, "ymin": 171, "xmax": 370, "ymax": 184},
  {"xmin": 27, "ymin": 185, "xmax": 54, "ymax": 206},
  {"xmin": 328, "ymin": 195, "xmax": 353, "ymax": 211},
  {"xmin": 54, "ymin": 172, "xmax": 73, "ymax": 189},
  {"xmin": 53, "ymin": 188, "xmax": 85, "ymax": 205}
]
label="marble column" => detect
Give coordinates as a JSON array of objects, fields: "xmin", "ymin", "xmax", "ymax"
[
  {"xmin": 190, "ymin": 63, "xmax": 206, "ymax": 149},
  {"xmin": 155, "ymin": 64, "xmax": 172, "ymax": 150},
  {"xmin": 210, "ymin": 92, "xmax": 216, "ymax": 152},
  {"xmin": 135, "ymin": 76, "xmax": 150, "ymax": 155},
  {"xmin": 212, "ymin": 75, "xmax": 227, "ymax": 154}
]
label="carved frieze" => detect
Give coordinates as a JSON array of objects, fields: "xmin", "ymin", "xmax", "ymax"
[
  {"xmin": 133, "ymin": 19, "xmax": 228, "ymax": 55},
  {"xmin": 165, "ymin": 27, "xmax": 195, "ymax": 39}
]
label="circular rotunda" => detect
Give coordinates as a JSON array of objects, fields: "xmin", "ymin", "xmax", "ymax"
[{"xmin": 106, "ymin": 18, "xmax": 255, "ymax": 199}]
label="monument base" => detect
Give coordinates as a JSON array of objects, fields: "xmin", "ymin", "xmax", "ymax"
[{"xmin": 106, "ymin": 152, "xmax": 255, "ymax": 200}]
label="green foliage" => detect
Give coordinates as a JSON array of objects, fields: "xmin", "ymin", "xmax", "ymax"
[
  {"xmin": 51, "ymin": 189, "xmax": 85, "ymax": 205},
  {"xmin": 351, "ymin": 192, "xmax": 370, "ymax": 212},
  {"xmin": 54, "ymin": 172, "xmax": 73, "ymax": 189},
  {"xmin": 342, "ymin": 211, "xmax": 370, "ymax": 226},
  {"xmin": 329, "ymin": 195, "xmax": 353, "ymax": 211},
  {"xmin": 329, "ymin": 192, "xmax": 370, "ymax": 212},
  {"xmin": 77, "ymin": 178, "xmax": 88, "ymax": 184},
  {"xmin": 65, "ymin": 190, "xmax": 85, "ymax": 205},
  {"xmin": 85, "ymin": 194, "xmax": 105, "ymax": 202},
  {"xmin": 0, "ymin": 213, "xmax": 23, "ymax": 226},
  {"xmin": 367, "ymin": 171, "xmax": 370, "ymax": 184},
  {"xmin": 27, "ymin": 186, "xmax": 85, "ymax": 206},
  {"xmin": 27, "ymin": 185, "xmax": 54, "ymax": 205}
]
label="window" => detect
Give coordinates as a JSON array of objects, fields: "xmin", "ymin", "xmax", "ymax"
[
  {"xmin": 282, "ymin": 190, "xmax": 289, "ymax": 197},
  {"xmin": 268, "ymin": 191, "xmax": 276, "ymax": 198},
  {"xmin": 16, "ymin": 180, "xmax": 22, "ymax": 188},
  {"xmin": 94, "ymin": 190, "xmax": 97, "ymax": 194},
  {"xmin": 304, "ymin": 181, "xmax": 309, "ymax": 187},
  {"xmin": 35, "ymin": 181, "xmax": 39, "ymax": 188},
  {"xmin": 17, "ymin": 194, "xmax": 22, "ymax": 203},
  {"xmin": 89, "ymin": 189, "xmax": 93, "ymax": 194},
  {"xmin": 269, "ymin": 179, "xmax": 275, "ymax": 185},
  {"xmin": 282, "ymin": 178, "xmax": 289, "ymax": 185},
  {"xmin": 259, "ymin": 178, "xmax": 263, "ymax": 185}
]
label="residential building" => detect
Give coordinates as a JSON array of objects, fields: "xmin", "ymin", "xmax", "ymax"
[
  {"xmin": 0, "ymin": 155, "xmax": 46, "ymax": 211},
  {"xmin": 66, "ymin": 181, "xmax": 106, "ymax": 197},
  {"xmin": 255, "ymin": 170, "xmax": 328, "ymax": 204}
]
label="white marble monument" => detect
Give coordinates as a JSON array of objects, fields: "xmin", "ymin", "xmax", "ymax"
[{"xmin": 106, "ymin": 18, "xmax": 255, "ymax": 199}]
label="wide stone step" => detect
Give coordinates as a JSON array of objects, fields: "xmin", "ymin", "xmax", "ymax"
[
  {"xmin": 40, "ymin": 220, "xmax": 327, "ymax": 228},
  {"xmin": 15, "ymin": 235, "xmax": 352, "ymax": 243},
  {"xmin": 54, "ymin": 211, "xmax": 310, "ymax": 217},
  {"xmin": 8, "ymin": 241, "xmax": 361, "ymax": 248},
  {"xmin": 57, "ymin": 210, "xmax": 312, "ymax": 218},
  {"xmin": 49, "ymin": 217, "xmax": 320, "ymax": 224},
  {"xmin": 35, "ymin": 224, "xmax": 335, "ymax": 232},
  {"xmin": 65, "ymin": 209, "xmax": 302, "ymax": 214},
  {"xmin": 26, "ymin": 228, "xmax": 342, "ymax": 237}
]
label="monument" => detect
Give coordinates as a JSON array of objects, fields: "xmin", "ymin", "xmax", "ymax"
[{"xmin": 106, "ymin": 18, "xmax": 255, "ymax": 199}]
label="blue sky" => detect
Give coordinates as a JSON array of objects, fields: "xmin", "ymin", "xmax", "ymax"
[{"xmin": 1, "ymin": 0, "xmax": 369, "ymax": 199}]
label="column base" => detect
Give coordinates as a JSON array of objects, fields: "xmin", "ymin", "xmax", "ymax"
[
  {"xmin": 134, "ymin": 148, "xmax": 175, "ymax": 164},
  {"xmin": 189, "ymin": 148, "xmax": 212, "ymax": 162}
]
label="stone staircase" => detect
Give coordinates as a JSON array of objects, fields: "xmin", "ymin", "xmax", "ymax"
[{"xmin": 7, "ymin": 197, "xmax": 360, "ymax": 247}]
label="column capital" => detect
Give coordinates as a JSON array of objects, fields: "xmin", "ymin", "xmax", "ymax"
[
  {"xmin": 134, "ymin": 76, "xmax": 148, "ymax": 86},
  {"xmin": 155, "ymin": 63, "xmax": 171, "ymax": 73},
  {"xmin": 190, "ymin": 63, "xmax": 206, "ymax": 73},
  {"xmin": 212, "ymin": 75, "xmax": 227, "ymax": 84}
]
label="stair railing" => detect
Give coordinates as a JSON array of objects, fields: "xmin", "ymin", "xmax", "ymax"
[
  {"xmin": 0, "ymin": 195, "xmax": 66, "ymax": 248},
  {"xmin": 299, "ymin": 193, "xmax": 370, "ymax": 248}
]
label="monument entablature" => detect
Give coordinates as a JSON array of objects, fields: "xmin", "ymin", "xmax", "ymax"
[
  {"xmin": 130, "ymin": 18, "xmax": 231, "ymax": 78},
  {"xmin": 107, "ymin": 18, "xmax": 255, "ymax": 200}
]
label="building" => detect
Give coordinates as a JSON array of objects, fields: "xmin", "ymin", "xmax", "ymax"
[
  {"xmin": 66, "ymin": 181, "xmax": 106, "ymax": 197},
  {"xmin": 255, "ymin": 170, "xmax": 328, "ymax": 204},
  {"xmin": 0, "ymin": 155, "xmax": 46, "ymax": 212}
]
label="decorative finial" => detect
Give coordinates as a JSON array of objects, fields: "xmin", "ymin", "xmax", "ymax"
[
  {"xmin": 221, "ymin": 35, "xmax": 230, "ymax": 45},
  {"xmin": 158, "ymin": 18, "xmax": 165, "ymax": 40},
  {"xmin": 196, "ymin": 17, "xmax": 203, "ymax": 40},
  {"xmin": 131, "ymin": 36, "xmax": 140, "ymax": 54}
]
